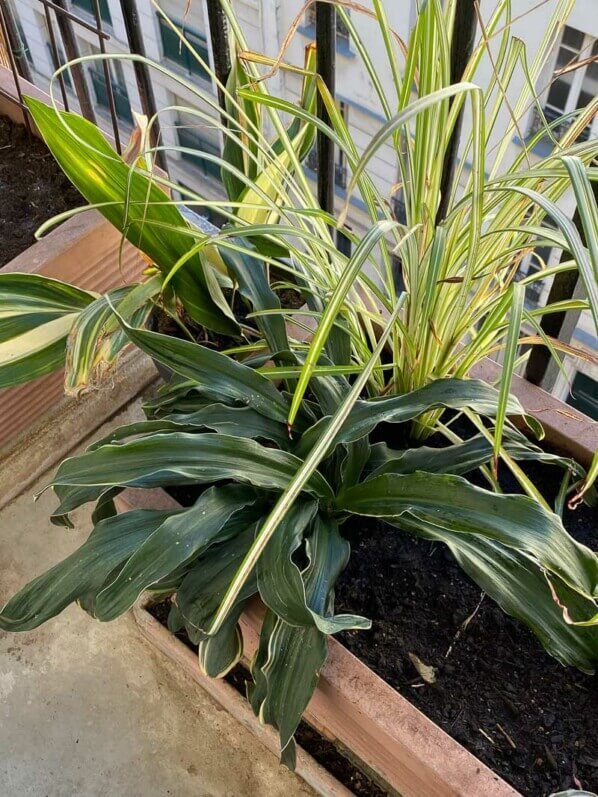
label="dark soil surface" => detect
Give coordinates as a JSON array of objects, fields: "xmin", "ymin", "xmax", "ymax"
[
  {"xmin": 148, "ymin": 600, "xmax": 385, "ymax": 796},
  {"xmin": 336, "ymin": 459, "xmax": 598, "ymax": 797},
  {"xmin": 0, "ymin": 114, "xmax": 80, "ymax": 267}
]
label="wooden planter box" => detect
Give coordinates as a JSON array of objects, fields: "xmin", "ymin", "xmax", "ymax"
[
  {"xmin": 0, "ymin": 210, "xmax": 147, "ymax": 453},
  {"xmin": 121, "ymin": 385, "xmax": 596, "ymax": 797},
  {"xmin": 118, "ymin": 484, "xmax": 518, "ymax": 797},
  {"xmin": 0, "ymin": 68, "xmax": 155, "ymax": 506}
]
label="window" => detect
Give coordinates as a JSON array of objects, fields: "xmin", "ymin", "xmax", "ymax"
[
  {"xmin": 529, "ymin": 25, "xmax": 598, "ymax": 142},
  {"xmin": 157, "ymin": 15, "xmax": 210, "ymax": 80},
  {"xmin": 305, "ymin": 6, "xmax": 350, "ymax": 48},
  {"xmin": 175, "ymin": 112, "xmax": 222, "ymax": 181},
  {"xmin": 88, "ymin": 55, "xmax": 132, "ymax": 123},
  {"xmin": 46, "ymin": 44, "xmax": 73, "ymax": 89},
  {"xmin": 334, "ymin": 101, "xmax": 348, "ymax": 189},
  {"xmin": 306, "ymin": 101, "xmax": 348, "ymax": 190},
  {"xmin": 337, "ymin": 227, "xmax": 352, "ymax": 256},
  {"xmin": 71, "ymin": 0, "xmax": 111, "ymax": 25},
  {"xmin": 392, "ymin": 192, "xmax": 407, "ymax": 224},
  {"xmin": 567, "ymin": 371, "xmax": 598, "ymax": 420}
]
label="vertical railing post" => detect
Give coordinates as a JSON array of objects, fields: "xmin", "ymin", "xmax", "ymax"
[
  {"xmin": 43, "ymin": 1, "xmax": 70, "ymax": 110},
  {"xmin": 205, "ymin": 0, "xmax": 231, "ymax": 118},
  {"xmin": 119, "ymin": 0, "xmax": 166, "ymax": 169},
  {"xmin": 87, "ymin": 0, "xmax": 121, "ymax": 152},
  {"xmin": 0, "ymin": 0, "xmax": 32, "ymax": 82},
  {"xmin": 315, "ymin": 1, "xmax": 336, "ymax": 218},
  {"xmin": 52, "ymin": 0, "xmax": 97, "ymax": 124},
  {"xmin": 436, "ymin": 0, "xmax": 477, "ymax": 224},
  {"xmin": 525, "ymin": 178, "xmax": 598, "ymax": 389}
]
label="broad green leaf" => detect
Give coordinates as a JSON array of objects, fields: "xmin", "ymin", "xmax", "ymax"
[
  {"xmin": 296, "ymin": 378, "xmax": 541, "ymax": 458},
  {"xmin": 338, "ymin": 472, "xmax": 598, "ymax": 604},
  {"xmin": 109, "ymin": 316, "xmax": 290, "ymax": 424},
  {"xmin": 94, "ymin": 484, "xmax": 259, "ymax": 620},
  {"xmin": 0, "ymin": 272, "xmax": 97, "ymax": 387},
  {"xmin": 0, "ymin": 313, "xmax": 77, "ymax": 389},
  {"xmin": 91, "ymin": 404, "xmax": 290, "ymax": 449},
  {"xmin": 251, "ymin": 609, "xmax": 326, "ymax": 758},
  {"xmin": 0, "ymin": 509, "xmax": 171, "ymax": 631},
  {"xmin": 0, "ymin": 272, "xmax": 95, "ymax": 317},
  {"xmin": 48, "ymin": 432, "xmax": 332, "ymax": 521},
  {"xmin": 25, "ymin": 96, "xmax": 238, "ymax": 335},
  {"xmin": 251, "ymin": 514, "xmax": 354, "ymax": 755},
  {"xmin": 208, "ymin": 295, "xmax": 407, "ymax": 636},
  {"xmin": 257, "ymin": 504, "xmax": 369, "ymax": 633},
  {"xmin": 176, "ymin": 523, "xmax": 259, "ymax": 636},
  {"xmin": 399, "ymin": 514, "xmax": 598, "ymax": 673},
  {"xmin": 366, "ymin": 433, "xmax": 589, "ymax": 484},
  {"xmin": 198, "ymin": 604, "xmax": 246, "ymax": 678},
  {"xmin": 64, "ymin": 286, "xmax": 149, "ymax": 395}
]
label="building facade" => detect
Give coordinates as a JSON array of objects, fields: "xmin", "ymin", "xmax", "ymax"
[{"xmin": 9, "ymin": 0, "xmax": 598, "ymax": 417}]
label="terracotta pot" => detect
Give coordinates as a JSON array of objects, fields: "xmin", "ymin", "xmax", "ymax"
[{"xmin": 118, "ymin": 489, "xmax": 520, "ymax": 797}]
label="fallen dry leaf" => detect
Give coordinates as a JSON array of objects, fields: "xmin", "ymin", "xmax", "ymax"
[{"xmin": 408, "ymin": 653, "xmax": 437, "ymax": 684}]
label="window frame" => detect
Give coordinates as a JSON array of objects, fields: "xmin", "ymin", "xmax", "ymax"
[
  {"xmin": 70, "ymin": 0, "xmax": 112, "ymax": 26},
  {"xmin": 156, "ymin": 14, "xmax": 211, "ymax": 81},
  {"xmin": 534, "ymin": 25, "xmax": 598, "ymax": 141}
]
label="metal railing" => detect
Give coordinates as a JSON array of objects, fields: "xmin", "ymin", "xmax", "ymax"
[{"xmin": 0, "ymin": 0, "xmax": 592, "ymax": 391}]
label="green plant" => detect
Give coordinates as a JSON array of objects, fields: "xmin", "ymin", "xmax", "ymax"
[
  {"xmin": 1, "ymin": 0, "xmax": 596, "ymax": 495},
  {"xmin": 1, "ymin": 0, "xmax": 598, "ymax": 764},
  {"xmin": 1, "ymin": 306, "xmax": 597, "ymax": 762}
]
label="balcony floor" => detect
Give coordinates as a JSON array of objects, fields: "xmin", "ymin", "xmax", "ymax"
[{"xmin": 0, "ymin": 403, "xmax": 314, "ymax": 797}]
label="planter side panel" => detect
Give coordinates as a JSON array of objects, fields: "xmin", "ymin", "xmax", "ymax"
[
  {"xmin": 472, "ymin": 360, "xmax": 597, "ymax": 466},
  {"xmin": 240, "ymin": 602, "xmax": 520, "ymax": 797}
]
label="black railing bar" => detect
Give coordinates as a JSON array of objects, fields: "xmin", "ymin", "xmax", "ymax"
[
  {"xmin": 315, "ymin": 0, "xmax": 335, "ymax": 219},
  {"xmin": 119, "ymin": 0, "xmax": 166, "ymax": 172},
  {"xmin": 43, "ymin": 1, "xmax": 70, "ymax": 111},
  {"xmin": 90, "ymin": 0, "xmax": 121, "ymax": 151},
  {"xmin": 436, "ymin": 0, "xmax": 477, "ymax": 225},
  {"xmin": 51, "ymin": 0, "xmax": 96, "ymax": 123},
  {"xmin": 0, "ymin": 0, "xmax": 33, "ymax": 83},
  {"xmin": 37, "ymin": 0, "xmax": 110, "ymax": 39},
  {"xmin": 525, "ymin": 175, "xmax": 598, "ymax": 388},
  {"xmin": 205, "ymin": 0, "xmax": 231, "ymax": 122},
  {"xmin": 0, "ymin": 3, "xmax": 32, "ymax": 133}
]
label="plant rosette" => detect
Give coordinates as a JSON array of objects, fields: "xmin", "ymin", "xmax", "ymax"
[{"xmin": 1, "ymin": 311, "xmax": 597, "ymax": 767}]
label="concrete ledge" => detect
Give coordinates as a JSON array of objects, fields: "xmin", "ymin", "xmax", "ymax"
[
  {"xmin": 0, "ymin": 350, "xmax": 157, "ymax": 511},
  {"xmin": 134, "ymin": 600, "xmax": 351, "ymax": 797}
]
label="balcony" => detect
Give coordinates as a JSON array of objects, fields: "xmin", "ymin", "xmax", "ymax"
[
  {"xmin": 157, "ymin": 15, "xmax": 210, "ymax": 81},
  {"xmin": 71, "ymin": 0, "xmax": 111, "ymax": 25}
]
